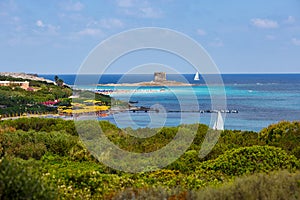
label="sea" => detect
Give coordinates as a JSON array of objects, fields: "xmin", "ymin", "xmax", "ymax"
[{"xmin": 40, "ymin": 74, "xmax": 300, "ymax": 132}]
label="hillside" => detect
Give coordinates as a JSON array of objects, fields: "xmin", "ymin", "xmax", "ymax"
[
  {"xmin": 0, "ymin": 75, "xmax": 72, "ymax": 117},
  {"xmin": 0, "ymin": 119, "xmax": 299, "ymax": 199}
]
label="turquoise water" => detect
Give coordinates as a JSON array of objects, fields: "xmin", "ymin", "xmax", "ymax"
[
  {"xmin": 102, "ymin": 85, "xmax": 299, "ymax": 132},
  {"xmin": 41, "ymin": 74, "xmax": 300, "ymax": 132}
]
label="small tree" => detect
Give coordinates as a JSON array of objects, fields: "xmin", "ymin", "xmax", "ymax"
[
  {"xmin": 54, "ymin": 75, "xmax": 59, "ymax": 83},
  {"xmin": 57, "ymin": 79, "xmax": 64, "ymax": 87},
  {"xmin": 54, "ymin": 75, "xmax": 64, "ymax": 87}
]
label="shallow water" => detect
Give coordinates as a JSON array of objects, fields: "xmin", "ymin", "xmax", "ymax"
[{"xmin": 41, "ymin": 74, "xmax": 300, "ymax": 132}]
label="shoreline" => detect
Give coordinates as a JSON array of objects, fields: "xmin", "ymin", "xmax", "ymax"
[{"xmin": 0, "ymin": 114, "xmax": 74, "ymax": 121}]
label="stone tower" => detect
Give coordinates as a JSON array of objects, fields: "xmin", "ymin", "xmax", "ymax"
[{"xmin": 154, "ymin": 72, "xmax": 166, "ymax": 82}]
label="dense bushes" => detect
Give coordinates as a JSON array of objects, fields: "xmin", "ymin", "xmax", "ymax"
[
  {"xmin": 0, "ymin": 118, "xmax": 300, "ymax": 199},
  {"xmin": 0, "ymin": 158, "xmax": 57, "ymax": 199},
  {"xmin": 0, "ymin": 118, "xmax": 76, "ymax": 135},
  {"xmin": 259, "ymin": 121, "xmax": 300, "ymax": 158},
  {"xmin": 0, "ymin": 130, "xmax": 79, "ymax": 159},
  {"xmin": 199, "ymin": 145, "xmax": 299, "ymax": 176},
  {"xmin": 110, "ymin": 187, "xmax": 188, "ymax": 200},
  {"xmin": 260, "ymin": 121, "xmax": 300, "ymax": 143},
  {"xmin": 192, "ymin": 170, "xmax": 300, "ymax": 200},
  {"xmin": 112, "ymin": 170, "xmax": 300, "ymax": 200}
]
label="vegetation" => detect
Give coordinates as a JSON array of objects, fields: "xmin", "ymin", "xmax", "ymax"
[
  {"xmin": 0, "ymin": 76, "xmax": 116, "ymax": 117},
  {"xmin": 0, "ymin": 157, "xmax": 57, "ymax": 200},
  {"xmin": 0, "ymin": 76, "xmax": 72, "ymax": 117},
  {"xmin": 113, "ymin": 170, "xmax": 300, "ymax": 200},
  {"xmin": 0, "ymin": 118, "xmax": 299, "ymax": 199},
  {"xmin": 54, "ymin": 75, "xmax": 64, "ymax": 87}
]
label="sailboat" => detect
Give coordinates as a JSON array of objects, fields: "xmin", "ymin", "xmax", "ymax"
[
  {"xmin": 194, "ymin": 72, "xmax": 200, "ymax": 81},
  {"xmin": 213, "ymin": 111, "xmax": 224, "ymax": 130}
]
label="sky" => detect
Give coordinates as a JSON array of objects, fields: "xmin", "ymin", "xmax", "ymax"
[{"xmin": 0, "ymin": 0, "xmax": 300, "ymax": 74}]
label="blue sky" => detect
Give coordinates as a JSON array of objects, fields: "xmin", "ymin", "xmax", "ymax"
[{"xmin": 0, "ymin": 0, "xmax": 299, "ymax": 74}]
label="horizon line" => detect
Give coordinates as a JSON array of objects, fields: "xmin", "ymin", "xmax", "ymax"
[{"xmin": 37, "ymin": 72, "xmax": 300, "ymax": 75}]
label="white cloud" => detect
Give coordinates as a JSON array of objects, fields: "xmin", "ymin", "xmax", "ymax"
[
  {"xmin": 197, "ymin": 29, "xmax": 206, "ymax": 36},
  {"xmin": 78, "ymin": 28, "xmax": 103, "ymax": 36},
  {"xmin": 116, "ymin": 0, "xmax": 162, "ymax": 18},
  {"xmin": 292, "ymin": 38, "xmax": 300, "ymax": 46},
  {"xmin": 122, "ymin": 6, "xmax": 162, "ymax": 18},
  {"xmin": 284, "ymin": 16, "xmax": 295, "ymax": 24},
  {"xmin": 99, "ymin": 18, "xmax": 124, "ymax": 29},
  {"xmin": 35, "ymin": 20, "xmax": 60, "ymax": 35},
  {"xmin": 210, "ymin": 38, "xmax": 223, "ymax": 47},
  {"xmin": 140, "ymin": 7, "xmax": 162, "ymax": 18},
  {"xmin": 36, "ymin": 20, "xmax": 45, "ymax": 27},
  {"xmin": 61, "ymin": 1, "xmax": 84, "ymax": 11},
  {"xmin": 251, "ymin": 18, "xmax": 279, "ymax": 29}
]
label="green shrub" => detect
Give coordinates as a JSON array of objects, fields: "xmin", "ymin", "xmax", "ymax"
[
  {"xmin": 167, "ymin": 150, "xmax": 200, "ymax": 172},
  {"xmin": 0, "ymin": 158, "xmax": 57, "ymax": 199},
  {"xmin": 111, "ymin": 170, "xmax": 300, "ymax": 200},
  {"xmin": 200, "ymin": 130, "xmax": 264, "ymax": 161},
  {"xmin": 37, "ymin": 131, "xmax": 78, "ymax": 156},
  {"xmin": 184, "ymin": 169, "xmax": 228, "ymax": 189},
  {"xmin": 1, "ymin": 119, "xmax": 300, "ymax": 199},
  {"xmin": 0, "ymin": 118, "xmax": 77, "ymax": 135},
  {"xmin": 199, "ymin": 145, "xmax": 300, "ymax": 176},
  {"xmin": 99, "ymin": 120, "xmax": 120, "ymax": 133},
  {"xmin": 69, "ymin": 140, "xmax": 96, "ymax": 162},
  {"xmin": 259, "ymin": 121, "xmax": 300, "ymax": 158},
  {"xmin": 259, "ymin": 121, "xmax": 300, "ymax": 143},
  {"xmin": 40, "ymin": 155, "xmax": 129, "ymax": 199},
  {"xmin": 191, "ymin": 170, "xmax": 300, "ymax": 200},
  {"xmin": 12, "ymin": 142, "xmax": 47, "ymax": 160},
  {"xmin": 0, "ymin": 130, "xmax": 78, "ymax": 159},
  {"xmin": 136, "ymin": 170, "xmax": 185, "ymax": 188},
  {"xmin": 109, "ymin": 187, "xmax": 189, "ymax": 200},
  {"xmin": 102, "ymin": 125, "xmax": 178, "ymax": 153}
]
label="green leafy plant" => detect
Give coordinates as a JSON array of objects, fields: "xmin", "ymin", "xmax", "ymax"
[
  {"xmin": 0, "ymin": 157, "xmax": 57, "ymax": 199},
  {"xmin": 199, "ymin": 145, "xmax": 300, "ymax": 176}
]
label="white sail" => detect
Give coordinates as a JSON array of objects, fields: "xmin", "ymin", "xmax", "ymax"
[
  {"xmin": 194, "ymin": 72, "xmax": 200, "ymax": 81},
  {"xmin": 213, "ymin": 111, "xmax": 224, "ymax": 130}
]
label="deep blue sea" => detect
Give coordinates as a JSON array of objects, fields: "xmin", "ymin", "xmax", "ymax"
[{"xmin": 40, "ymin": 74, "xmax": 300, "ymax": 132}]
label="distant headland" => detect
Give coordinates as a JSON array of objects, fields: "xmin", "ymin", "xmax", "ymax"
[
  {"xmin": 0, "ymin": 72, "xmax": 55, "ymax": 84},
  {"xmin": 98, "ymin": 72, "xmax": 195, "ymax": 86}
]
